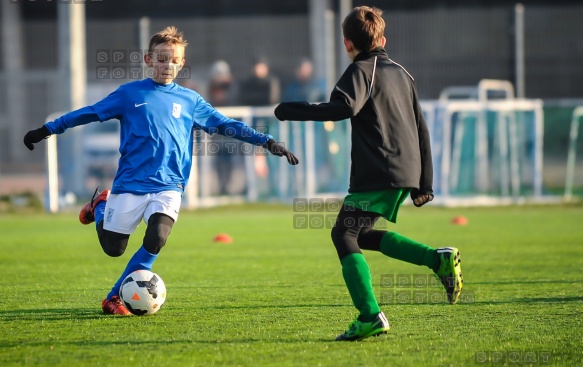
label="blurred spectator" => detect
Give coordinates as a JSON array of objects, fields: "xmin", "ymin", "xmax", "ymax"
[
  {"xmin": 239, "ymin": 57, "xmax": 280, "ymax": 106},
  {"xmin": 205, "ymin": 60, "xmax": 243, "ymax": 195},
  {"xmin": 281, "ymin": 58, "xmax": 332, "ymax": 193},
  {"xmin": 207, "ymin": 60, "xmax": 238, "ymax": 106},
  {"xmin": 282, "ymin": 58, "xmax": 326, "ymax": 102}
]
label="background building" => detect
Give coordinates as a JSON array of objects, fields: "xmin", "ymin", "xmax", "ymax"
[{"xmin": 1, "ymin": 0, "xmax": 582, "ymax": 200}]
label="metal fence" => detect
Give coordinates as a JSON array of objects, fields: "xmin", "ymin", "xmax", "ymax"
[{"xmin": 2, "ymin": 5, "xmax": 583, "ymax": 199}]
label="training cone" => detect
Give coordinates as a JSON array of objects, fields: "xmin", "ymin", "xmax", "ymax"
[
  {"xmin": 213, "ymin": 233, "xmax": 233, "ymax": 243},
  {"xmin": 451, "ymin": 216, "xmax": 469, "ymax": 225}
]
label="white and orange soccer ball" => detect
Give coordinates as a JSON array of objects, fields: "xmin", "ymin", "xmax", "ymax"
[{"xmin": 119, "ymin": 270, "xmax": 166, "ymax": 315}]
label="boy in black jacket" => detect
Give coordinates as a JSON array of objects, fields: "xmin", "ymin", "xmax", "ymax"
[{"xmin": 275, "ymin": 6, "xmax": 463, "ymax": 341}]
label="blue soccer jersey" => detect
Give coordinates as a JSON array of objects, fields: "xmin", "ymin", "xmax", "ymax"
[{"xmin": 45, "ymin": 78, "xmax": 273, "ymax": 194}]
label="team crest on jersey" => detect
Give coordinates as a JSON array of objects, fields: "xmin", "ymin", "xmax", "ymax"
[{"xmin": 172, "ymin": 103, "xmax": 182, "ymax": 118}]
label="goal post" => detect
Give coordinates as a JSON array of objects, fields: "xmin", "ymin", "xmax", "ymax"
[
  {"xmin": 564, "ymin": 106, "xmax": 583, "ymax": 201},
  {"xmin": 45, "ymin": 112, "xmax": 66, "ymax": 213},
  {"xmin": 427, "ymin": 80, "xmax": 548, "ymax": 206},
  {"xmin": 46, "ymin": 134, "xmax": 59, "ymax": 213}
]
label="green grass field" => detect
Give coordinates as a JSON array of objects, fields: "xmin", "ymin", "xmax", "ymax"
[{"xmin": 1, "ymin": 203, "xmax": 582, "ymax": 367}]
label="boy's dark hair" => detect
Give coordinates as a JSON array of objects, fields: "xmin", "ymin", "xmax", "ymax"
[
  {"xmin": 342, "ymin": 6, "xmax": 385, "ymax": 52},
  {"xmin": 148, "ymin": 26, "xmax": 188, "ymax": 53}
]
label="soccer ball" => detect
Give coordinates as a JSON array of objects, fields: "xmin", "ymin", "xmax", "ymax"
[{"xmin": 119, "ymin": 270, "xmax": 166, "ymax": 315}]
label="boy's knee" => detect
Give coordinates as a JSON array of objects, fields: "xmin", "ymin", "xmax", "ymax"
[
  {"xmin": 143, "ymin": 213, "xmax": 174, "ymax": 254},
  {"xmin": 330, "ymin": 225, "xmax": 345, "ymax": 246},
  {"xmin": 102, "ymin": 244, "xmax": 126, "ymax": 257},
  {"xmin": 97, "ymin": 222, "xmax": 129, "ymax": 257},
  {"xmin": 100, "ymin": 233, "xmax": 129, "ymax": 257},
  {"xmin": 357, "ymin": 227, "xmax": 385, "ymax": 252},
  {"xmin": 331, "ymin": 225, "xmax": 360, "ymax": 260}
]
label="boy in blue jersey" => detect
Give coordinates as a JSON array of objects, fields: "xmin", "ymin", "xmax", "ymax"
[{"xmin": 24, "ymin": 26, "xmax": 298, "ymax": 315}]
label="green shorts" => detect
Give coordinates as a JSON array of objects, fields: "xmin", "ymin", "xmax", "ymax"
[{"xmin": 343, "ymin": 188, "xmax": 411, "ymax": 223}]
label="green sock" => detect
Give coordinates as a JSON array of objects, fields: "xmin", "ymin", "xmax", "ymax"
[
  {"xmin": 380, "ymin": 232, "xmax": 439, "ymax": 271},
  {"xmin": 340, "ymin": 253, "xmax": 381, "ymax": 321}
]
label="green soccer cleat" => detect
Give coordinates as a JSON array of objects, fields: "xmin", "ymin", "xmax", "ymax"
[
  {"xmin": 335, "ymin": 312, "xmax": 390, "ymax": 341},
  {"xmin": 434, "ymin": 247, "xmax": 463, "ymax": 304}
]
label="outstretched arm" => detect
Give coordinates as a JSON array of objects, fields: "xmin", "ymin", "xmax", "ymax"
[
  {"xmin": 274, "ymin": 100, "xmax": 352, "ymax": 122},
  {"xmin": 24, "ymin": 86, "xmax": 124, "ymax": 151},
  {"xmin": 212, "ymin": 121, "xmax": 298, "ymax": 165},
  {"xmin": 23, "ymin": 106, "xmax": 100, "ymax": 151},
  {"xmin": 193, "ymin": 99, "xmax": 299, "ymax": 165},
  {"xmin": 275, "ymin": 64, "xmax": 366, "ymax": 122}
]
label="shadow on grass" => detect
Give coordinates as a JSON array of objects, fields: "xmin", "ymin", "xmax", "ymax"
[
  {"xmin": 469, "ymin": 295, "xmax": 583, "ymax": 305},
  {"xmin": 190, "ymin": 336, "xmax": 391, "ymax": 344},
  {"xmin": 0, "ymin": 308, "xmax": 114, "ymax": 321},
  {"xmin": 0, "ymin": 303, "xmax": 350, "ymax": 322},
  {"xmin": 469, "ymin": 279, "xmax": 583, "ymax": 285},
  {"xmin": 195, "ymin": 303, "xmax": 347, "ymax": 311},
  {"xmin": 0, "ymin": 335, "xmax": 389, "ymax": 348},
  {"xmin": 3, "ymin": 295, "xmax": 580, "ymax": 322}
]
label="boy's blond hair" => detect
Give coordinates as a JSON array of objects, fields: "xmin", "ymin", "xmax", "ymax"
[
  {"xmin": 342, "ymin": 6, "xmax": 385, "ymax": 52},
  {"xmin": 148, "ymin": 26, "xmax": 188, "ymax": 53}
]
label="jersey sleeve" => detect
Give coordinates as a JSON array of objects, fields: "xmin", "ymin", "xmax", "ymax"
[
  {"xmin": 44, "ymin": 106, "xmax": 100, "ymax": 134},
  {"xmin": 192, "ymin": 96, "xmax": 273, "ymax": 145},
  {"xmin": 91, "ymin": 85, "xmax": 126, "ymax": 121},
  {"xmin": 44, "ymin": 86, "xmax": 126, "ymax": 134}
]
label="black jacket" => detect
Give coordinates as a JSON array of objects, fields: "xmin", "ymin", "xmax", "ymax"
[{"xmin": 275, "ymin": 48, "xmax": 433, "ymax": 195}]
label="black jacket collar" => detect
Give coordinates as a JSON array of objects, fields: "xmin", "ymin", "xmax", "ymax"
[{"xmin": 353, "ymin": 48, "xmax": 388, "ymax": 63}]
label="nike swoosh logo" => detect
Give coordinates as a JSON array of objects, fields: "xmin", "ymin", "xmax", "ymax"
[{"xmin": 135, "ymin": 102, "xmax": 147, "ymax": 107}]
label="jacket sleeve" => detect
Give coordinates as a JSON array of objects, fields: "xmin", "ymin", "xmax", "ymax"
[
  {"xmin": 413, "ymin": 83, "xmax": 434, "ymax": 195},
  {"xmin": 274, "ymin": 64, "xmax": 368, "ymax": 122}
]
